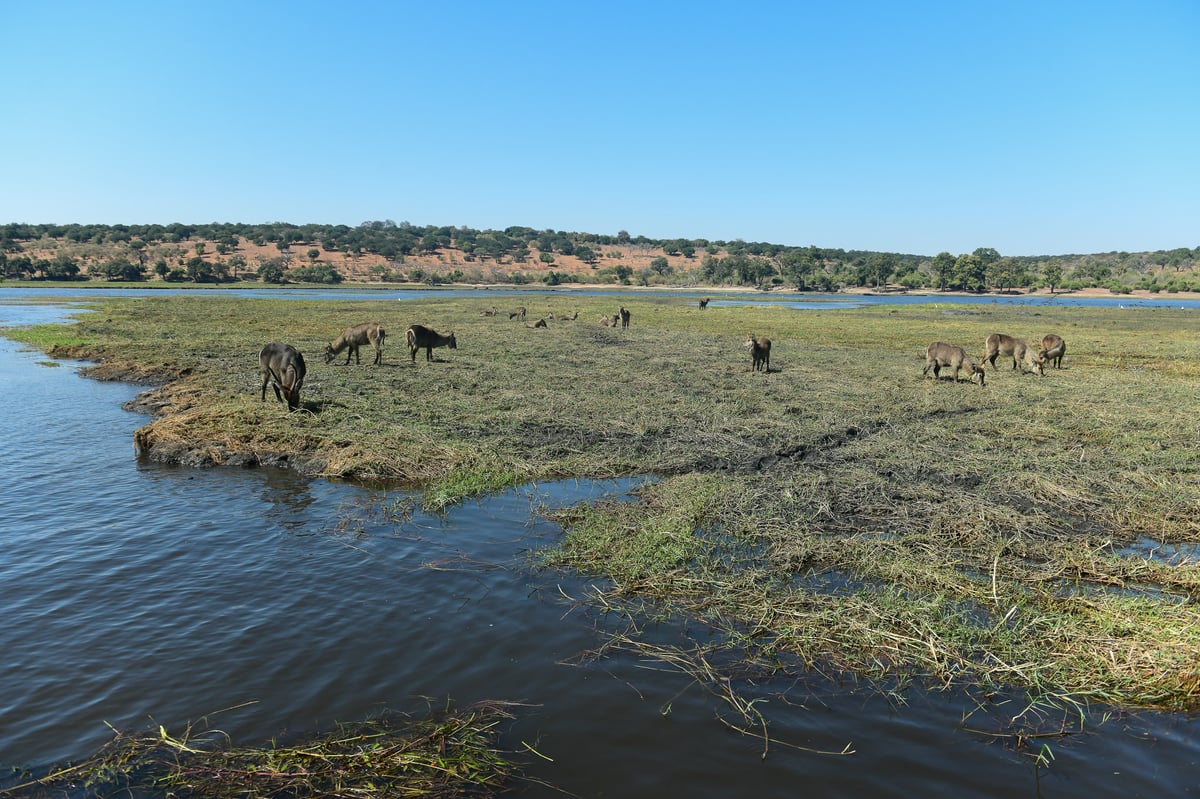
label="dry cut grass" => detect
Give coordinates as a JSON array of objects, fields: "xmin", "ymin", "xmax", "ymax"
[{"xmin": 0, "ymin": 702, "xmax": 519, "ymax": 799}]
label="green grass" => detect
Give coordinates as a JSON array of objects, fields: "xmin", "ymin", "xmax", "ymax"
[{"xmin": 8, "ymin": 292, "xmax": 1200, "ymax": 722}]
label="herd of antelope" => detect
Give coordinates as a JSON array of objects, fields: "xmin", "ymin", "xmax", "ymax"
[
  {"xmin": 923, "ymin": 333, "xmax": 1067, "ymax": 386},
  {"xmin": 257, "ymin": 300, "xmax": 1069, "ymax": 412},
  {"xmin": 258, "ymin": 320, "xmax": 458, "ymax": 412}
]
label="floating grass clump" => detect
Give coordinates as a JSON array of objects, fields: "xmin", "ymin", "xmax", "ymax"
[
  {"xmin": 1, "ymin": 703, "xmax": 519, "ymax": 799},
  {"xmin": 8, "ymin": 293, "xmax": 1200, "ymax": 719}
]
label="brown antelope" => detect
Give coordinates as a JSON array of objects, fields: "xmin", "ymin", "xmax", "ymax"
[
  {"xmin": 559, "ymin": 310, "xmax": 578, "ymax": 321},
  {"xmin": 525, "ymin": 318, "xmax": 548, "ymax": 328},
  {"xmin": 324, "ymin": 321, "xmax": 385, "ymax": 366},
  {"xmin": 406, "ymin": 324, "xmax": 457, "ymax": 362},
  {"xmin": 698, "ymin": 297, "xmax": 710, "ymax": 309},
  {"xmin": 619, "ymin": 307, "xmax": 631, "ymax": 329},
  {"xmin": 983, "ymin": 333, "xmax": 1044, "ymax": 375},
  {"xmin": 745, "ymin": 334, "xmax": 771, "ymax": 373},
  {"xmin": 480, "ymin": 306, "xmax": 499, "ymax": 317},
  {"xmin": 923, "ymin": 342, "xmax": 985, "ymax": 385},
  {"xmin": 1039, "ymin": 334, "xmax": 1067, "ymax": 368},
  {"xmin": 259, "ymin": 343, "xmax": 306, "ymax": 411},
  {"xmin": 508, "ymin": 307, "xmax": 527, "ymax": 320},
  {"xmin": 600, "ymin": 314, "xmax": 618, "ymax": 327}
]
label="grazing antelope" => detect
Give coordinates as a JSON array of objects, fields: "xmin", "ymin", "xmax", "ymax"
[
  {"xmin": 324, "ymin": 321, "xmax": 385, "ymax": 366},
  {"xmin": 508, "ymin": 306, "xmax": 527, "ymax": 320},
  {"xmin": 1039, "ymin": 334, "xmax": 1067, "ymax": 368},
  {"xmin": 745, "ymin": 334, "xmax": 771, "ymax": 373},
  {"xmin": 406, "ymin": 324, "xmax": 458, "ymax": 363},
  {"xmin": 923, "ymin": 342, "xmax": 985, "ymax": 385},
  {"xmin": 983, "ymin": 333, "xmax": 1044, "ymax": 375},
  {"xmin": 619, "ymin": 307, "xmax": 631, "ymax": 329},
  {"xmin": 259, "ymin": 343, "xmax": 307, "ymax": 411},
  {"xmin": 698, "ymin": 297, "xmax": 710, "ymax": 309}
]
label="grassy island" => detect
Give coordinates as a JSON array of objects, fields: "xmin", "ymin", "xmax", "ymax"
[{"xmin": 9, "ymin": 292, "xmax": 1200, "ymax": 724}]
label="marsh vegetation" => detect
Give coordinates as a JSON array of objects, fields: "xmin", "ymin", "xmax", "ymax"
[{"xmin": 11, "ymin": 293, "xmax": 1200, "ymax": 733}]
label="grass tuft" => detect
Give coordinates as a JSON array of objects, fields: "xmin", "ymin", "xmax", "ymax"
[{"xmin": 0, "ymin": 702, "xmax": 520, "ymax": 799}]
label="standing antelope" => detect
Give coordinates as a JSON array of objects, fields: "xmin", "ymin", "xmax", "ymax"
[
  {"xmin": 619, "ymin": 307, "xmax": 631, "ymax": 329},
  {"xmin": 923, "ymin": 342, "xmax": 985, "ymax": 385},
  {"xmin": 1039, "ymin": 334, "xmax": 1067, "ymax": 368},
  {"xmin": 698, "ymin": 298, "xmax": 710, "ymax": 309},
  {"xmin": 983, "ymin": 333, "xmax": 1044, "ymax": 375},
  {"xmin": 406, "ymin": 324, "xmax": 458, "ymax": 363},
  {"xmin": 259, "ymin": 343, "xmax": 307, "ymax": 411},
  {"xmin": 745, "ymin": 334, "xmax": 771, "ymax": 373},
  {"xmin": 324, "ymin": 321, "xmax": 385, "ymax": 366}
]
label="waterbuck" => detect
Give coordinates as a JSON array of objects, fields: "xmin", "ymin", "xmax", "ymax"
[
  {"xmin": 508, "ymin": 307, "xmax": 527, "ymax": 321},
  {"xmin": 324, "ymin": 321, "xmax": 385, "ymax": 366},
  {"xmin": 983, "ymin": 333, "xmax": 1044, "ymax": 375},
  {"xmin": 698, "ymin": 297, "xmax": 710, "ymax": 309},
  {"xmin": 1040, "ymin": 334, "xmax": 1067, "ymax": 368},
  {"xmin": 619, "ymin": 307, "xmax": 631, "ymax": 329},
  {"xmin": 745, "ymin": 334, "xmax": 771, "ymax": 373},
  {"xmin": 259, "ymin": 343, "xmax": 306, "ymax": 411},
  {"xmin": 923, "ymin": 342, "xmax": 985, "ymax": 385},
  {"xmin": 525, "ymin": 318, "xmax": 548, "ymax": 328},
  {"xmin": 406, "ymin": 324, "xmax": 457, "ymax": 363}
]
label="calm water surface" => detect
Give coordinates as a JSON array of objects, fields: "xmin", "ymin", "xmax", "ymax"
[{"xmin": 1, "ymin": 302, "xmax": 1197, "ymax": 798}]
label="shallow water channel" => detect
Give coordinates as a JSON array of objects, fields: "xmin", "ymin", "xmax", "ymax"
[{"xmin": 1, "ymin": 301, "xmax": 1198, "ymax": 798}]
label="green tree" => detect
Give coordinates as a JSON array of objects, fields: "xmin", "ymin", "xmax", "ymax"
[
  {"xmin": 575, "ymin": 245, "xmax": 598, "ymax": 265},
  {"xmin": 650, "ymin": 256, "xmax": 672, "ymax": 276},
  {"xmin": 931, "ymin": 252, "xmax": 955, "ymax": 290},
  {"xmin": 1042, "ymin": 262, "xmax": 1063, "ymax": 293},
  {"xmin": 863, "ymin": 253, "xmax": 896, "ymax": 288},
  {"xmin": 97, "ymin": 257, "xmax": 145, "ymax": 281},
  {"xmin": 257, "ymin": 260, "xmax": 286, "ymax": 283},
  {"xmin": 953, "ymin": 253, "xmax": 986, "ymax": 292},
  {"xmin": 128, "ymin": 239, "xmax": 148, "ymax": 269},
  {"xmin": 987, "ymin": 258, "xmax": 1027, "ymax": 292},
  {"xmin": 186, "ymin": 257, "xmax": 218, "ymax": 282},
  {"xmin": 227, "ymin": 254, "xmax": 247, "ymax": 280},
  {"xmin": 973, "ymin": 247, "xmax": 1001, "ymax": 289},
  {"xmin": 289, "ymin": 263, "xmax": 343, "ymax": 284},
  {"xmin": 45, "ymin": 254, "xmax": 80, "ymax": 280}
]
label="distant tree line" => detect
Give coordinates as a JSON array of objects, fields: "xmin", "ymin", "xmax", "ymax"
[{"xmin": 1, "ymin": 221, "xmax": 1198, "ymax": 294}]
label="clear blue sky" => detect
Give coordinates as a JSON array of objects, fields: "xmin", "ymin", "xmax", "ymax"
[{"xmin": 3, "ymin": 1, "xmax": 1197, "ymax": 257}]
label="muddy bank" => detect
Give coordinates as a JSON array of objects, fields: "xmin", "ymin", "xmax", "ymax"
[{"xmin": 51, "ymin": 343, "xmax": 332, "ymax": 476}]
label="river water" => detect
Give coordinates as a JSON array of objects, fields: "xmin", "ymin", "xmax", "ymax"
[{"xmin": 1, "ymin": 295, "xmax": 1198, "ymax": 798}]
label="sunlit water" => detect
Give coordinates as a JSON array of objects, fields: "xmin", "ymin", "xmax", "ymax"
[{"xmin": 1, "ymin": 301, "xmax": 1198, "ymax": 798}]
